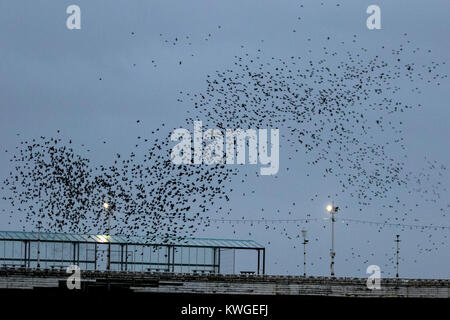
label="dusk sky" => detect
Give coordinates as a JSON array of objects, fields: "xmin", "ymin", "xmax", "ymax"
[{"xmin": 0, "ymin": 0, "xmax": 449, "ymax": 278}]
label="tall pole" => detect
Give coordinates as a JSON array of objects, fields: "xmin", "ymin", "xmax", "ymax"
[
  {"xmin": 395, "ymin": 234, "xmax": 400, "ymax": 280},
  {"xmin": 303, "ymin": 240, "xmax": 307, "ymax": 276},
  {"xmin": 327, "ymin": 203, "xmax": 338, "ymax": 278},
  {"xmin": 303, "ymin": 241, "xmax": 306, "ymax": 276},
  {"xmin": 104, "ymin": 202, "xmax": 113, "ymax": 271},
  {"xmin": 37, "ymin": 222, "xmax": 41, "ymax": 269},
  {"xmin": 330, "ymin": 210, "xmax": 335, "ymax": 277},
  {"xmin": 301, "ymin": 228, "xmax": 308, "ymax": 277},
  {"xmin": 107, "ymin": 209, "xmax": 111, "ymax": 271}
]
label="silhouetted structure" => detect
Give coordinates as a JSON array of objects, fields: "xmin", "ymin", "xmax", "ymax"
[{"xmin": 0, "ymin": 231, "xmax": 265, "ymax": 274}]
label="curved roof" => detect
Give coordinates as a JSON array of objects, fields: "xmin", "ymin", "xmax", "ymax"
[{"xmin": 0, "ymin": 230, "xmax": 264, "ymax": 249}]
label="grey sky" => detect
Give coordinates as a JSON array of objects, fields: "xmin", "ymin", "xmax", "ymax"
[{"xmin": 0, "ymin": 0, "xmax": 449, "ymax": 278}]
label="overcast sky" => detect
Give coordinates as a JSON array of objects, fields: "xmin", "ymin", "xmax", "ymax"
[{"xmin": 0, "ymin": 0, "xmax": 449, "ymax": 278}]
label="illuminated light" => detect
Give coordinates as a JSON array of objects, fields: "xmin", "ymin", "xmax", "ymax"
[
  {"xmin": 301, "ymin": 229, "xmax": 307, "ymax": 238},
  {"xmin": 326, "ymin": 204, "xmax": 333, "ymax": 213},
  {"xmin": 103, "ymin": 202, "xmax": 109, "ymax": 210},
  {"xmin": 97, "ymin": 235, "xmax": 111, "ymax": 243}
]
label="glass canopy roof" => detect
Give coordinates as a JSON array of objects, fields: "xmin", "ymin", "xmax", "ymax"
[{"xmin": 0, "ymin": 230, "xmax": 264, "ymax": 249}]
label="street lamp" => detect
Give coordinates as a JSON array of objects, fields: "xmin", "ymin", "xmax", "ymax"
[
  {"xmin": 326, "ymin": 203, "xmax": 339, "ymax": 277},
  {"xmin": 395, "ymin": 234, "xmax": 400, "ymax": 280},
  {"xmin": 37, "ymin": 221, "xmax": 41, "ymax": 269},
  {"xmin": 301, "ymin": 228, "xmax": 308, "ymax": 277},
  {"xmin": 103, "ymin": 202, "xmax": 113, "ymax": 271}
]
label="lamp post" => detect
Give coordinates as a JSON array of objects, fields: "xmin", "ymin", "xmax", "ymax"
[
  {"xmin": 395, "ymin": 234, "xmax": 400, "ymax": 280},
  {"xmin": 37, "ymin": 221, "xmax": 41, "ymax": 269},
  {"xmin": 326, "ymin": 203, "xmax": 339, "ymax": 277},
  {"xmin": 103, "ymin": 202, "xmax": 113, "ymax": 271},
  {"xmin": 301, "ymin": 228, "xmax": 308, "ymax": 277}
]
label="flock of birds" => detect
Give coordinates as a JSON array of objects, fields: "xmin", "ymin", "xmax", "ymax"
[
  {"xmin": 180, "ymin": 34, "xmax": 447, "ymax": 210},
  {"xmin": 1, "ymin": 1, "xmax": 448, "ymax": 275},
  {"xmin": 2, "ymin": 129, "xmax": 236, "ymax": 242}
]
